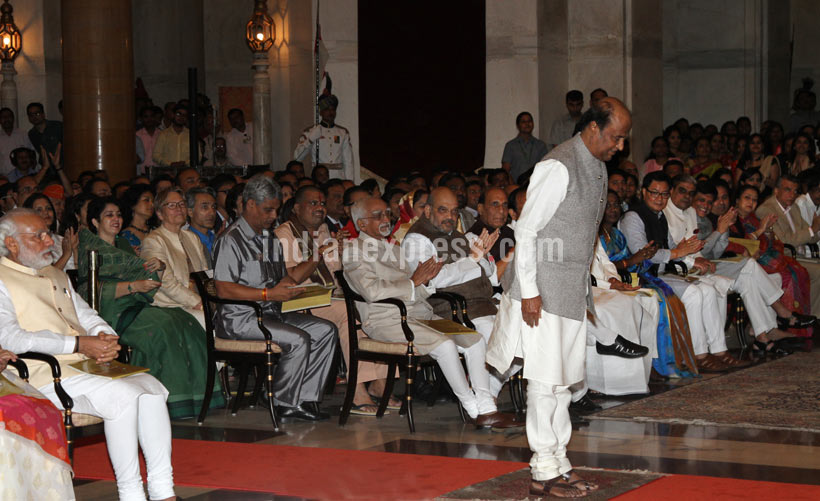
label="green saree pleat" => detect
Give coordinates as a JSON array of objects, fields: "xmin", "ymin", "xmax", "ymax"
[{"xmin": 78, "ymin": 229, "xmax": 224, "ymax": 419}]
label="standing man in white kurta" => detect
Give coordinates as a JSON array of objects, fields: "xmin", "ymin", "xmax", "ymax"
[{"xmin": 487, "ymin": 97, "xmax": 632, "ymax": 498}]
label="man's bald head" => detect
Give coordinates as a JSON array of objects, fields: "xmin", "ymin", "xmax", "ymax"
[
  {"xmin": 425, "ymin": 187, "xmax": 460, "ymax": 234},
  {"xmin": 578, "ymin": 97, "xmax": 632, "ymax": 161}
]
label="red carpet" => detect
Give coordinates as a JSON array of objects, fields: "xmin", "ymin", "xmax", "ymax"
[
  {"xmin": 73, "ymin": 438, "xmax": 526, "ymax": 499},
  {"xmin": 615, "ymin": 475, "xmax": 820, "ymax": 500}
]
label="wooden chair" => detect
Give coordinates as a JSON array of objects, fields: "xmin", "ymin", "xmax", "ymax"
[
  {"xmin": 336, "ymin": 270, "xmax": 475, "ymax": 432},
  {"xmin": 190, "ymin": 271, "xmax": 282, "ymax": 431},
  {"xmin": 11, "ymin": 352, "xmax": 103, "ymax": 462}
]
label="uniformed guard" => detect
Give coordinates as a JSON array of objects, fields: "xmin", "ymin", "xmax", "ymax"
[{"xmin": 294, "ymin": 94, "xmax": 355, "ymax": 181}]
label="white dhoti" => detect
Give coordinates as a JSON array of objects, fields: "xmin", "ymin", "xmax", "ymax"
[
  {"xmin": 38, "ymin": 373, "xmax": 174, "ymax": 501},
  {"xmin": 715, "ymin": 259, "xmax": 782, "ymax": 337},
  {"xmin": 487, "ymin": 293, "xmax": 586, "ymax": 480},
  {"xmin": 585, "ymin": 288, "xmax": 659, "ymax": 395},
  {"xmin": 473, "ymin": 314, "xmax": 522, "ymax": 398}
]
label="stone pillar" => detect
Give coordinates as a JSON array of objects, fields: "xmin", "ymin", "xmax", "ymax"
[
  {"xmin": 252, "ymin": 52, "xmax": 272, "ymax": 166},
  {"xmin": 537, "ymin": 0, "xmax": 662, "ymax": 164},
  {"xmin": 62, "ymin": 0, "xmax": 134, "ymax": 183}
]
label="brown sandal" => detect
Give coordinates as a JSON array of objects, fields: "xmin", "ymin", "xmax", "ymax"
[
  {"xmin": 696, "ymin": 355, "xmax": 729, "ymax": 373},
  {"xmin": 562, "ymin": 470, "xmax": 599, "ymax": 492},
  {"xmin": 530, "ymin": 475, "xmax": 588, "ymax": 498},
  {"xmin": 714, "ymin": 352, "xmax": 751, "ymax": 368}
]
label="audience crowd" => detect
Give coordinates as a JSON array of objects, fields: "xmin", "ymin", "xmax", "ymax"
[{"xmin": 2, "ymin": 85, "xmax": 820, "ymax": 499}]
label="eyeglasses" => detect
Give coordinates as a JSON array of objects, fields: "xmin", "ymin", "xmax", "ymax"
[
  {"xmin": 361, "ymin": 209, "xmax": 391, "ymax": 220},
  {"xmin": 164, "ymin": 201, "xmax": 187, "ymax": 210},
  {"xmin": 15, "ymin": 231, "xmax": 50, "ymax": 241},
  {"xmin": 645, "ymin": 189, "xmax": 670, "ymax": 199}
]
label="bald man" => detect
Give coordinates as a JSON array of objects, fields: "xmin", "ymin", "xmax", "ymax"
[
  {"xmin": 489, "ymin": 97, "xmax": 632, "ymax": 497},
  {"xmin": 402, "ymin": 187, "xmax": 520, "ymax": 399}
]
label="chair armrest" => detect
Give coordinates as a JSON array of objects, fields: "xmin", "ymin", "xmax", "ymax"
[
  {"xmin": 618, "ymin": 269, "xmax": 632, "ymax": 284},
  {"xmin": 433, "ymin": 291, "xmax": 475, "ymax": 330},
  {"xmin": 190, "ymin": 271, "xmax": 273, "ymax": 344},
  {"xmin": 492, "ymin": 285, "xmax": 503, "ymax": 295},
  {"xmin": 16, "ymin": 352, "xmax": 74, "ymax": 411},
  {"xmin": 332, "ymin": 271, "xmax": 416, "ymax": 343},
  {"xmin": 667, "ymin": 260, "xmax": 688, "ymax": 276},
  {"xmin": 8, "ymin": 358, "xmax": 28, "ymax": 380},
  {"xmin": 783, "ymin": 244, "xmax": 797, "ymax": 257},
  {"xmin": 429, "ymin": 292, "xmax": 459, "ymax": 321},
  {"xmin": 589, "ymin": 275, "xmax": 597, "ymax": 287}
]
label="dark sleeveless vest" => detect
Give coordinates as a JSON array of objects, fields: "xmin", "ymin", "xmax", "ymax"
[{"xmin": 406, "ymin": 217, "xmax": 497, "ymax": 320}]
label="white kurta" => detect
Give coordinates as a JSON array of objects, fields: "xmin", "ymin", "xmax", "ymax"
[{"xmin": 486, "ymin": 158, "xmax": 587, "ymax": 386}]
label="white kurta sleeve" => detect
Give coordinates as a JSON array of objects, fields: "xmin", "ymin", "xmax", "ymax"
[
  {"xmin": 400, "ymin": 233, "xmax": 481, "ymax": 289},
  {"xmin": 0, "ymin": 279, "xmax": 76, "ymax": 354},
  {"xmin": 590, "ymin": 240, "xmax": 618, "ymax": 288},
  {"xmin": 514, "ymin": 159, "xmax": 569, "ymax": 299}
]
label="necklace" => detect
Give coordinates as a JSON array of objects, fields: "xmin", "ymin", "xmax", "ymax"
[{"xmin": 129, "ymin": 224, "xmax": 149, "ymax": 233}]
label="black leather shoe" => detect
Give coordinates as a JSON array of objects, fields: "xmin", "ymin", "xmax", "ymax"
[
  {"xmin": 596, "ymin": 334, "xmax": 649, "ymax": 358},
  {"xmin": 276, "ymin": 403, "xmax": 330, "ymax": 422},
  {"xmin": 776, "ymin": 313, "xmax": 817, "ymax": 329},
  {"xmin": 569, "ymin": 394, "xmax": 602, "ymax": 414}
]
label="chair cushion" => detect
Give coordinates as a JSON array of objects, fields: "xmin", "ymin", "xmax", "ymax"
[
  {"xmin": 68, "ymin": 412, "xmax": 104, "ymax": 427},
  {"xmin": 214, "ymin": 337, "xmax": 282, "ymax": 354},
  {"xmin": 358, "ymin": 338, "xmax": 417, "ymax": 355}
]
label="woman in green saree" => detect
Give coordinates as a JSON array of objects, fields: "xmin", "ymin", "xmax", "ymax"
[{"xmin": 78, "ymin": 197, "xmax": 223, "ymax": 419}]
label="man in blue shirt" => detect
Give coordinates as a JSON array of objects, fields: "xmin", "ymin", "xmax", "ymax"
[{"xmin": 185, "ymin": 187, "xmax": 217, "ymax": 261}]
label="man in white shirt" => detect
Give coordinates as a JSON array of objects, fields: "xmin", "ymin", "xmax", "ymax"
[
  {"xmin": 660, "ymin": 175, "xmax": 808, "ymax": 363},
  {"xmin": 225, "ymin": 108, "xmax": 253, "ymax": 166},
  {"xmin": 794, "ymin": 174, "xmax": 820, "ymax": 227},
  {"xmin": 402, "ymin": 187, "xmax": 518, "ymax": 398},
  {"xmin": 0, "ymin": 209, "xmax": 176, "ymax": 501},
  {"xmin": 0, "ymin": 108, "xmax": 34, "ymax": 178}
]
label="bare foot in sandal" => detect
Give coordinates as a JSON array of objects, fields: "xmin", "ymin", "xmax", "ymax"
[
  {"xmin": 530, "ymin": 476, "xmax": 588, "ymax": 498},
  {"xmin": 563, "ymin": 470, "xmax": 599, "ymax": 492}
]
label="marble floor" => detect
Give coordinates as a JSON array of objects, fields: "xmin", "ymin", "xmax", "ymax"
[{"xmin": 72, "ymin": 346, "xmax": 820, "ymax": 500}]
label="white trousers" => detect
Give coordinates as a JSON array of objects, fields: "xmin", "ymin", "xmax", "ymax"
[
  {"xmin": 720, "ymin": 259, "xmax": 782, "ymax": 337},
  {"xmin": 527, "ymin": 380, "xmax": 573, "ymax": 480},
  {"xmin": 473, "ymin": 315, "xmax": 522, "ymax": 398},
  {"xmin": 668, "ymin": 279, "xmax": 727, "ymax": 355},
  {"xmin": 428, "ymin": 337, "xmax": 496, "ymax": 418},
  {"xmin": 39, "ymin": 373, "xmax": 175, "ymax": 501}
]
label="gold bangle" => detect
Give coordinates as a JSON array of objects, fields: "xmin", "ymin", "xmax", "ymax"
[{"xmin": 262, "ymin": 288, "xmax": 268, "ymax": 301}]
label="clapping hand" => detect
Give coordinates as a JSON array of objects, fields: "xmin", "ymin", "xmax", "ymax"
[
  {"xmin": 469, "ymin": 228, "xmax": 499, "ymax": 260},
  {"xmin": 411, "ymin": 256, "xmax": 444, "ymax": 286},
  {"xmin": 143, "ymin": 257, "xmax": 165, "ymax": 274},
  {"xmin": 0, "ymin": 349, "xmax": 17, "ymax": 372}
]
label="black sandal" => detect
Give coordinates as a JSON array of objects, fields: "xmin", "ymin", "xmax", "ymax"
[
  {"xmin": 530, "ymin": 476, "xmax": 587, "ymax": 498},
  {"xmin": 776, "ymin": 313, "xmax": 816, "ymax": 329}
]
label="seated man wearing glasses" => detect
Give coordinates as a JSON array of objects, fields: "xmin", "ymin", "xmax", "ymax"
[
  {"xmin": 0, "ymin": 208, "xmax": 177, "ymax": 500},
  {"xmin": 342, "ymin": 196, "xmax": 521, "ymax": 429},
  {"xmin": 213, "ymin": 175, "xmax": 338, "ymax": 422},
  {"xmin": 402, "ymin": 186, "xmax": 520, "ymax": 399}
]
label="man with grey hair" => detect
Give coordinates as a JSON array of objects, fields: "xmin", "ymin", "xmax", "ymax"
[
  {"xmin": 212, "ymin": 175, "xmax": 338, "ymax": 422},
  {"xmin": 185, "ymin": 186, "xmax": 218, "ymax": 257},
  {"xmin": 343, "ymin": 196, "xmax": 521, "ymax": 429},
  {"xmin": 0, "ymin": 208, "xmax": 177, "ymax": 500}
]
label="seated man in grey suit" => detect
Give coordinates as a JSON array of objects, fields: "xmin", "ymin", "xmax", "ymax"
[
  {"xmin": 342, "ymin": 196, "xmax": 521, "ymax": 429},
  {"xmin": 212, "ymin": 175, "xmax": 338, "ymax": 422}
]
